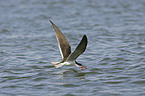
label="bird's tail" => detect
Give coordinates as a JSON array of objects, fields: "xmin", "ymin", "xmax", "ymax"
[{"xmin": 50, "ymin": 62, "xmax": 64, "ymax": 68}]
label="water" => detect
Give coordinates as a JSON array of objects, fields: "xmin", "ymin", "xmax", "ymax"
[{"xmin": 1, "ymin": 0, "xmax": 145, "ymax": 96}]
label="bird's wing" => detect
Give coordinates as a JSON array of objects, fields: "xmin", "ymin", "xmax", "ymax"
[
  {"xmin": 50, "ymin": 20, "xmax": 71, "ymax": 61},
  {"xmin": 66, "ymin": 35, "xmax": 88, "ymax": 61}
]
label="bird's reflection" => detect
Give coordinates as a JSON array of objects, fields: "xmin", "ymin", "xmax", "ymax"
[{"xmin": 61, "ymin": 68, "xmax": 86, "ymax": 79}]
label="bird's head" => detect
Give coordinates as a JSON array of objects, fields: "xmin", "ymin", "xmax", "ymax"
[{"xmin": 75, "ymin": 61, "xmax": 87, "ymax": 70}]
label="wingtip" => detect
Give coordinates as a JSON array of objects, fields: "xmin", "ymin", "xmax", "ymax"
[
  {"xmin": 49, "ymin": 20, "xmax": 54, "ymax": 25},
  {"xmin": 83, "ymin": 34, "xmax": 88, "ymax": 44},
  {"xmin": 83, "ymin": 34, "xmax": 87, "ymax": 39}
]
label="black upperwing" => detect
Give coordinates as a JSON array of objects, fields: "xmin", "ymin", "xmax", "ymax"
[
  {"xmin": 50, "ymin": 20, "xmax": 71, "ymax": 62},
  {"xmin": 66, "ymin": 35, "xmax": 88, "ymax": 61}
]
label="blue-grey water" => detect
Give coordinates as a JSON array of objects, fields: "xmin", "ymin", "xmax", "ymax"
[{"xmin": 1, "ymin": 0, "xmax": 145, "ymax": 96}]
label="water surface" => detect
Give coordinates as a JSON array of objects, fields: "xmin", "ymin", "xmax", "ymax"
[{"xmin": 1, "ymin": 0, "xmax": 145, "ymax": 96}]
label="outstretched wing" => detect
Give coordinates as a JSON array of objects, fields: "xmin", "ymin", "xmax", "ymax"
[
  {"xmin": 66, "ymin": 35, "xmax": 88, "ymax": 61},
  {"xmin": 50, "ymin": 20, "xmax": 71, "ymax": 62}
]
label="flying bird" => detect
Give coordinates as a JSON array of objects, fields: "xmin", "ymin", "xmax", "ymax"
[{"xmin": 50, "ymin": 20, "xmax": 88, "ymax": 70}]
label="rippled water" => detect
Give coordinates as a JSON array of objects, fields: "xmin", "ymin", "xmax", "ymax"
[{"xmin": 1, "ymin": 0, "xmax": 145, "ymax": 96}]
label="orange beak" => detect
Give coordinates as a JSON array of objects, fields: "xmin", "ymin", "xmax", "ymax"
[{"xmin": 81, "ymin": 66, "xmax": 87, "ymax": 70}]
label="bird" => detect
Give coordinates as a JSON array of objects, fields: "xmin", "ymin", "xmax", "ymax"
[{"xmin": 50, "ymin": 20, "xmax": 88, "ymax": 70}]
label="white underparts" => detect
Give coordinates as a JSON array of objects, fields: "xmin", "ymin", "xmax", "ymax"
[{"xmin": 50, "ymin": 61, "xmax": 76, "ymax": 68}]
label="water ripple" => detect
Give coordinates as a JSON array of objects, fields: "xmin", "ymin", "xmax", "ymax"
[{"xmin": 1, "ymin": 0, "xmax": 145, "ymax": 96}]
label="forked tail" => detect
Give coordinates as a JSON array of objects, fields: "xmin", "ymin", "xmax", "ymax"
[{"xmin": 50, "ymin": 62, "xmax": 64, "ymax": 68}]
